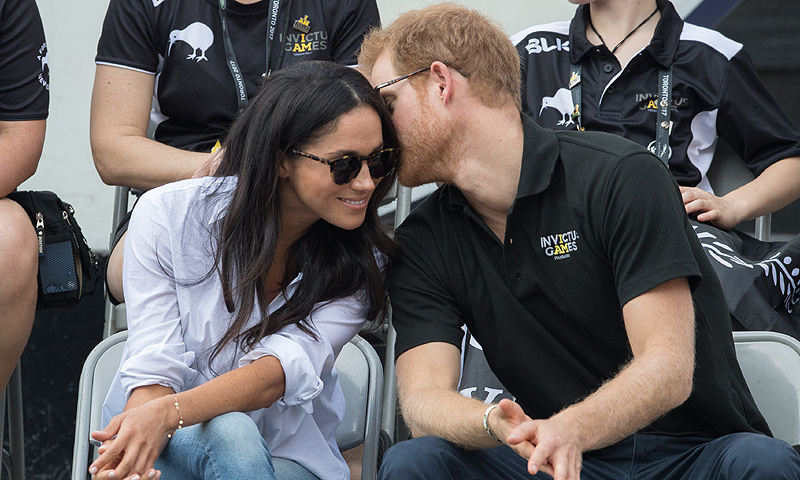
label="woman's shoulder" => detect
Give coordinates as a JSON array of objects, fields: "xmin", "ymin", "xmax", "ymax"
[{"xmin": 137, "ymin": 176, "xmax": 236, "ymax": 219}]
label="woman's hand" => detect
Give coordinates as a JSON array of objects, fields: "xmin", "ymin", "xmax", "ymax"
[{"xmin": 89, "ymin": 396, "xmax": 177, "ymax": 480}]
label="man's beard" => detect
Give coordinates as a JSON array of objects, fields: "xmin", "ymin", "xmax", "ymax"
[{"xmin": 396, "ymin": 96, "xmax": 461, "ymax": 188}]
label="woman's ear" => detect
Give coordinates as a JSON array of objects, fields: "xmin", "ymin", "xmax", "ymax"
[{"xmin": 278, "ymin": 150, "xmax": 292, "ymax": 179}]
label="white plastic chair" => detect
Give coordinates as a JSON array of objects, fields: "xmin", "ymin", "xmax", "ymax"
[
  {"xmin": 733, "ymin": 330, "xmax": 800, "ymax": 445},
  {"xmin": 103, "ymin": 186, "xmax": 134, "ymax": 337},
  {"xmin": 71, "ymin": 332, "xmax": 384, "ymax": 480}
]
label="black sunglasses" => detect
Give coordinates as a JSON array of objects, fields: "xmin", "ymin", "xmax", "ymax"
[
  {"xmin": 374, "ymin": 61, "xmax": 471, "ymax": 91},
  {"xmin": 290, "ymin": 147, "xmax": 400, "ymax": 185}
]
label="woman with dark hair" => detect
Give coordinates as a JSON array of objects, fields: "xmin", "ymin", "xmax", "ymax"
[{"xmin": 88, "ymin": 60, "xmax": 401, "ymax": 480}]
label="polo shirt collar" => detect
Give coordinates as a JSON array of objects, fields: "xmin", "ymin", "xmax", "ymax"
[
  {"xmin": 440, "ymin": 113, "xmax": 559, "ymax": 211},
  {"xmin": 515, "ymin": 114, "xmax": 559, "ymax": 198},
  {"xmin": 569, "ymin": 0, "xmax": 683, "ymax": 69}
]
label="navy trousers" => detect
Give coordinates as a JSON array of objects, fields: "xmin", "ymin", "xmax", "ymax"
[{"xmin": 378, "ymin": 433, "xmax": 800, "ymax": 480}]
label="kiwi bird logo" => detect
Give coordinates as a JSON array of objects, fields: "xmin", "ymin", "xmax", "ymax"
[
  {"xmin": 540, "ymin": 88, "xmax": 575, "ymax": 127},
  {"xmin": 168, "ymin": 22, "xmax": 214, "ymax": 62},
  {"xmin": 38, "ymin": 51, "xmax": 49, "ymax": 72}
]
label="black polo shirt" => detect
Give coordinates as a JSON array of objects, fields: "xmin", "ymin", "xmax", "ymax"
[
  {"xmin": 0, "ymin": 0, "xmax": 48, "ymax": 121},
  {"xmin": 390, "ymin": 114, "xmax": 769, "ymax": 439},
  {"xmin": 96, "ymin": 0, "xmax": 379, "ymax": 152},
  {"xmin": 510, "ymin": 0, "xmax": 800, "ymax": 192}
]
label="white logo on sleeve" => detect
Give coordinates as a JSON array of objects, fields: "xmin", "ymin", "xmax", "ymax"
[
  {"xmin": 540, "ymin": 88, "xmax": 574, "ymax": 127},
  {"xmin": 168, "ymin": 22, "xmax": 214, "ymax": 62},
  {"xmin": 37, "ymin": 43, "xmax": 49, "ymax": 90},
  {"xmin": 152, "ymin": 0, "xmax": 167, "ymax": 6}
]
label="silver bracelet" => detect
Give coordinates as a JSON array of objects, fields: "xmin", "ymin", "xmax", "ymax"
[{"xmin": 483, "ymin": 404, "xmax": 501, "ymax": 442}]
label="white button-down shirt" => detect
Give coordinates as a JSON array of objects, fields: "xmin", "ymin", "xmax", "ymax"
[{"xmin": 102, "ymin": 176, "xmax": 375, "ymax": 480}]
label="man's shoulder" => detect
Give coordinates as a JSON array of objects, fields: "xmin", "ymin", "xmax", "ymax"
[
  {"xmin": 555, "ymin": 129, "xmax": 652, "ymax": 163},
  {"xmin": 394, "ymin": 185, "xmax": 465, "ymax": 245}
]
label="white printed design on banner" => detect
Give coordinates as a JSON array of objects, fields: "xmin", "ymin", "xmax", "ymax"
[{"xmin": 696, "ymin": 229, "xmax": 800, "ymax": 313}]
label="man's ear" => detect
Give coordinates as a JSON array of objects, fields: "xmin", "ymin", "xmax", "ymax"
[{"xmin": 429, "ymin": 61, "xmax": 455, "ymax": 106}]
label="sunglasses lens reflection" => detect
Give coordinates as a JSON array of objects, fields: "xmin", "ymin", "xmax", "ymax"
[{"xmin": 330, "ymin": 149, "xmax": 399, "ymax": 185}]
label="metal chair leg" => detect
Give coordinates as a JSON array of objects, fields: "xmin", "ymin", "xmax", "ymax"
[{"xmin": 2, "ymin": 361, "xmax": 25, "ymax": 480}]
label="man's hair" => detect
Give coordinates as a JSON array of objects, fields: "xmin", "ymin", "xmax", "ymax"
[{"xmin": 359, "ymin": 3, "xmax": 521, "ymax": 110}]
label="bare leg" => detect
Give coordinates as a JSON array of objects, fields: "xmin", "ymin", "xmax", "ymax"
[
  {"xmin": 107, "ymin": 231, "xmax": 126, "ymax": 303},
  {"xmin": 0, "ymin": 198, "xmax": 37, "ymax": 390}
]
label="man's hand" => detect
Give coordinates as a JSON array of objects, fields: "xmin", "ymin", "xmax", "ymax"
[
  {"xmin": 496, "ymin": 399, "xmax": 583, "ymax": 480},
  {"xmin": 680, "ymin": 186, "xmax": 742, "ymax": 230}
]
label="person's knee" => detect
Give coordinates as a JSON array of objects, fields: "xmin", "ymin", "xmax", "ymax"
[
  {"xmin": 0, "ymin": 199, "xmax": 38, "ymax": 284},
  {"xmin": 720, "ymin": 434, "xmax": 800, "ymax": 479},
  {"xmin": 379, "ymin": 437, "xmax": 462, "ymax": 480},
  {"xmin": 158, "ymin": 412, "xmax": 271, "ymax": 477},
  {"xmin": 198, "ymin": 412, "xmax": 268, "ymax": 458}
]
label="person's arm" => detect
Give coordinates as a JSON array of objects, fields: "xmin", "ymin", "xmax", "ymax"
[
  {"xmin": 89, "ymin": 355, "xmax": 286, "ymax": 479},
  {"xmin": 396, "ymin": 341, "xmax": 509, "ymax": 449},
  {"xmin": 494, "ymin": 277, "xmax": 695, "ymax": 480},
  {"xmin": 681, "ymin": 155, "xmax": 800, "ymax": 229},
  {"xmin": 0, "ymin": 119, "xmax": 45, "ymax": 197},
  {"xmin": 89, "ymin": 64, "xmax": 213, "ymax": 191}
]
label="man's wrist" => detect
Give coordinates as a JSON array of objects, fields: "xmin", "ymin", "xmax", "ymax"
[{"xmin": 483, "ymin": 404, "xmax": 502, "ymax": 443}]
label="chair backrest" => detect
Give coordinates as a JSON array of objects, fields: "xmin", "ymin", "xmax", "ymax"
[
  {"xmin": 335, "ymin": 335, "xmax": 384, "ymax": 480},
  {"xmin": 733, "ymin": 330, "xmax": 800, "ymax": 445},
  {"xmin": 72, "ymin": 330, "xmax": 127, "ymax": 480},
  {"xmin": 71, "ymin": 332, "xmax": 383, "ymax": 480}
]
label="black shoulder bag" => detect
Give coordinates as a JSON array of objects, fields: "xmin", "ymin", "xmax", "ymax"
[{"xmin": 7, "ymin": 190, "xmax": 99, "ymax": 309}]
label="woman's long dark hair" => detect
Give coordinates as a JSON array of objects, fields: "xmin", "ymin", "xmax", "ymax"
[{"xmin": 208, "ymin": 60, "xmax": 400, "ymax": 363}]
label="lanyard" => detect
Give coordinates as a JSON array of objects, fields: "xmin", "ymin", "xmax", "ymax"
[
  {"xmin": 569, "ymin": 63, "xmax": 674, "ymax": 166},
  {"xmin": 218, "ymin": 0, "xmax": 290, "ymax": 116}
]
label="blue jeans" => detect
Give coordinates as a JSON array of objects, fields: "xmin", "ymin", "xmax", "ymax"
[
  {"xmin": 379, "ymin": 433, "xmax": 800, "ymax": 480},
  {"xmin": 155, "ymin": 412, "xmax": 320, "ymax": 480}
]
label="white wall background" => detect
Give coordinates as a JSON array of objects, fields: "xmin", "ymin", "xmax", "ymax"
[{"xmin": 24, "ymin": 0, "xmax": 702, "ymax": 253}]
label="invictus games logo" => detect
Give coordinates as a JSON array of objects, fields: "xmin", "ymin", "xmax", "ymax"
[
  {"xmin": 540, "ymin": 229, "xmax": 579, "ymax": 260},
  {"xmin": 285, "ymin": 15, "xmax": 327, "ymax": 55}
]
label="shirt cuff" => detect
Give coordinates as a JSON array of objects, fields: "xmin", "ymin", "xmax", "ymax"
[
  {"xmin": 239, "ymin": 334, "xmax": 324, "ymax": 414},
  {"xmin": 119, "ymin": 344, "xmax": 197, "ymax": 400}
]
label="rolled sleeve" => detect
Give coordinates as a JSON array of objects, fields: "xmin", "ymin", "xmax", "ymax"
[
  {"xmin": 120, "ymin": 189, "xmax": 194, "ymax": 398},
  {"xmin": 239, "ymin": 291, "xmax": 369, "ymax": 413},
  {"xmin": 119, "ymin": 344, "xmax": 197, "ymax": 400},
  {"xmin": 240, "ymin": 334, "xmax": 323, "ymax": 414}
]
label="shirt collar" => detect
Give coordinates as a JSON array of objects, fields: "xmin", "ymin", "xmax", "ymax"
[
  {"xmin": 569, "ymin": 0, "xmax": 683, "ymax": 69},
  {"xmin": 439, "ymin": 113, "xmax": 559, "ymax": 211}
]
